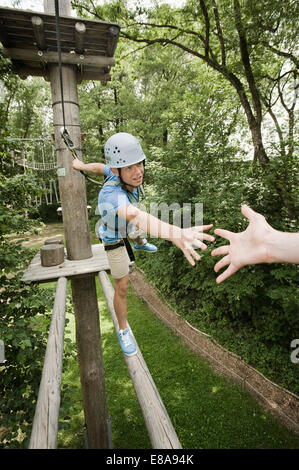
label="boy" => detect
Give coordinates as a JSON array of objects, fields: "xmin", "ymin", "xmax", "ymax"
[{"xmin": 73, "ymin": 132, "xmax": 214, "ymax": 356}]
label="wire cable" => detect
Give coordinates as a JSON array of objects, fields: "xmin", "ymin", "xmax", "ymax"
[
  {"xmin": 54, "ymin": 1, "xmax": 102, "ymax": 187},
  {"xmin": 54, "ymin": 0, "xmax": 66, "ymax": 131}
]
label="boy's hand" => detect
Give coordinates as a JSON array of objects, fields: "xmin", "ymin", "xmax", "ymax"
[
  {"xmin": 72, "ymin": 158, "xmax": 84, "ymax": 171},
  {"xmin": 171, "ymin": 224, "xmax": 215, "ymax": 266}
]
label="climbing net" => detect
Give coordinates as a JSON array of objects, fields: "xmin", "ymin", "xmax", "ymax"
[
  {"xmin": 8, "ymin": 137, "xmax": 58, "ymax": 171},
  {"xmin": 8, "ymin": 137, "xmax": 60, "ymax": 206}
]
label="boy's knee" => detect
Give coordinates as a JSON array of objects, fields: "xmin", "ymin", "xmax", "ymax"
[{"xmin": 114, "ymin": 276, "xmax": 129, "ymax": 297}]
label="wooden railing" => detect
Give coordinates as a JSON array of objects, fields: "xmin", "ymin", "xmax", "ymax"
[{"xmin": 29, "ymin": 277, "xmax": 67, "ymax": 449}]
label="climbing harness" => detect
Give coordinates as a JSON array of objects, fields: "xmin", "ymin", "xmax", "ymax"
[
  {"xmin": 101, "ymin": 179, "xmax": 146, "ymax": 263},
  {"xmin": 103, "ymin": 238, "xmax": 135, "ymax": 262}
]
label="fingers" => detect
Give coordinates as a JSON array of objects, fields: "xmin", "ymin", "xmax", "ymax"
[
  {"xmin": 211, "ymin": 245, "xmax": 229, "ymax": 257},
  {"xmin": 201, "ymin": 233, "xmax": 215, "ymax": 242},
  {"xmin": 241, "ymin": 204, "xmax": 266, "ymax": 225},
  {"xmin": 188, "ymin": 239, "xmax": 207, "ymax": 250},
  {"xmin": 213, "ymin": 254, "xmax": 230, "ymax": 273},
  {"xmin": 241, "ymin": 204, "xmax": 256, "ymax": 220},
  {"xmin": 213, "ymin": 228, "xmax": 233, "ymax": 241},
  {"xmin": 188, "ymin": 225, "xmax": 215, "ymax": 244},
  {"xmin": 192, "ymin": 224, "xmax": 214, "ymax": 231},
  {"xmin": 215, "ymin": 265, "xmax": 237, "ymax": 284},
  {"xmin": 183, "ymin": 247, "xmax": 201, "ymax": 266}
]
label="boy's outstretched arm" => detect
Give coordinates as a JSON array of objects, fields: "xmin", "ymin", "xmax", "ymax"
[
  {"xmin": 72, "ymin": 158, "xmax": 105, "ymax": 175},
  {"xmin": 117, "ymin": 205, "xmax": 214, "ymax": 266}
]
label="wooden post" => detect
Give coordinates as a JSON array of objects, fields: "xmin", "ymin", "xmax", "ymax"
[
  {"xmin": 71, "ymin": 278, "xmax": 109, "ymax": 448},
  {"xmin": 98, "ymin": 271, "xmax": 182, "ymax": 449},
  {"xmin": 44, "ymin": 0, "xmax": 109, "ymax": 448}
]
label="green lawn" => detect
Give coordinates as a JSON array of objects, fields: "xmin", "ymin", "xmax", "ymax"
[{"xmin": 56, "ymin": 276, "xmax": 299, "ymax": 449}]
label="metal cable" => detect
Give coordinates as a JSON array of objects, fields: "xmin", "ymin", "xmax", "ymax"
[{"xmin": 54, "ymin": 0, "xmax": 66, "ymax": 131}]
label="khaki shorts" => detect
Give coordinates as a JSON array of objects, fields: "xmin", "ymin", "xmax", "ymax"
[{"xmin": 104, "ymin": 243, "xmax": 130, "ymax": 279}]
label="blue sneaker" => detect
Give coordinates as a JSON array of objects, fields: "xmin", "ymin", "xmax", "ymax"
[
  {"xmin": 118, "ymin": 328, "xmax": 137, "ymax": 356},
  {"xmin": 133, "ymin": 240, "xmax": 157, "ymax": 252}
]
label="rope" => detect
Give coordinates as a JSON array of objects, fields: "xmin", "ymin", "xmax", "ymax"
[
  {"xmin": 54, "ymin": 1, "xmax": 102, "ymax": 187},
  {"xmin": 54, "ymin": 0, "xmax": 66, "ymax": 131}
]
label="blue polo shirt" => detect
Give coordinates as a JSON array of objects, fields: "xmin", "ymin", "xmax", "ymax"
[{"xmin": 98, "ymin": 165, "xmax": 139, "ymax": 243}]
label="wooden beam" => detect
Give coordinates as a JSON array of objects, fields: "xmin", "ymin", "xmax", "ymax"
[
  {"xmin": 77, "ymin": 71, "xmax": 111, "ymax": 83},
  {"xmin": 31, "ymin": 16, "xmax": 47, "ymax": 50},
  {"xmin": 22, "ymin": 244, "xmax": 110, "ymax": 284},
  {"xmin": 12, "ymin": 63, "xmax": 111, "ymax": 83},
  {"xmin": 0, "ymin": 20, "xmax": 10, "ymax": 47},
  {"xmin": 98, "ymin": 271, "xmax": 182, "ymax": 449},
  {"xmin": 29, "ymin": 276, "xmax": 67, "ymax": 449},
  {"xmin": 2, "ymin": 47, "xmax": 116, "ymax": 67},
  {"xmin": 107, "ymin": 25, "xmax": 119, "ymax": 57},
  {"xmin": 75, "ymin": 21, "xmax": 86, "ymax": 54}
]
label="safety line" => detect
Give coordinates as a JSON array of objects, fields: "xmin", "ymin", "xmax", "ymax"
[{"xmin": 54, "ymin": 0, "xmax": 66, "ymax": 131}]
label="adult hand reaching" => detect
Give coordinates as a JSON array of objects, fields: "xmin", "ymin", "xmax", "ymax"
[{"xmin": 211, "ymin": 205, "xmax": 299, "ymax": 283}]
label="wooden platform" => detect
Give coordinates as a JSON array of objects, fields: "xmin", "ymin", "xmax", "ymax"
[
  {"xmin": 0, "ymin": 6, "xmax": 120, "ymax": 82},
  {"xmin": 22, "ymin": 243, "xmax": 110, "ymax": 283}
]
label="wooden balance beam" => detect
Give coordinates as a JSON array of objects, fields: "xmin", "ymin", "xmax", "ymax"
[{"xmin": 98, "ymin": 270, "xmax": 182, "ymax": 449}]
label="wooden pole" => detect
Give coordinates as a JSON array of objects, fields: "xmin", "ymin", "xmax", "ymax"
[
  {"xmin": 44, "ymin": 0, "xmax": 109, "ymax": 448},
  {"xmin": 71, "ymin": 278, "xmax": 109, "ymax": 448},
  {"xmin": 98, "ymin": 271, "xmax": 182, "ymax": 449},
  {"xmin": 29, "ymin": 277, "xmax": 67, "ymax": 449}
]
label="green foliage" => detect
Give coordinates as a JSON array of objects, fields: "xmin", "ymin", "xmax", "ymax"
[
  {"xmin": 0, "ymin": 242, "xmax": 54, "ymax": 448},
  {"xmin": 137, "ymin": 150, "xmax": 299, "ymax": 392},
  {"xmin": 0, "ymin": 74, "xmax": 56, "ymax": 447},
  {"xmin": 57, "ymin": 280, "xmax": 299, "ymax": 449}
]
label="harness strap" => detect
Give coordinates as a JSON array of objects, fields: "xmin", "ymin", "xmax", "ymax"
[
  {"xmin": 101, "ymin": 179, "xmax": 141, "ymax": 263},
  {"xmin": 103, "ymin": 179, "xmax": 144, "ymax": 204},
  {"xmin": 123, "ymin": 237, "xmax": 135, "ymax": 262},
  {"xmin": 103, "ymin": 237, "xmax": 135, "ymax": 262},
  {"xmin": 103, "ymin": 240, "xmax": 124, "ymax": 251}
]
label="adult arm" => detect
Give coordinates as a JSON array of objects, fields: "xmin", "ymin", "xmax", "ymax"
[{"xmin": 211, "ymin": 205, "xmax": 299, "ymax": 283}]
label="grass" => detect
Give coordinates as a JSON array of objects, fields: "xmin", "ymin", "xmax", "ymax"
[{"xmin": 56, "ymin": 278, "xmax": 299, "ymax": 449}]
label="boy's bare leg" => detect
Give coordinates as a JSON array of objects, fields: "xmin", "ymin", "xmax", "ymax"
[{"xmin": 113, "ymin": 274, "xmax": 129, "ymax": 330}]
